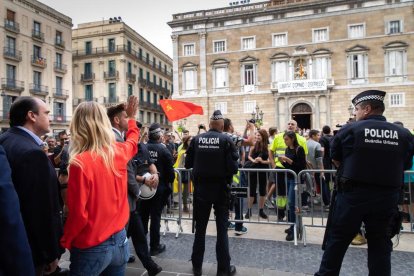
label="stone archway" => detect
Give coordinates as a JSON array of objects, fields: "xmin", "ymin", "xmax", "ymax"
[{"xmin": 291, "ymin": 103, "xmax": 312, "ymax": 130}]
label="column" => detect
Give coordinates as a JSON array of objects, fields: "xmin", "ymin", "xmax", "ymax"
[
  {"xmin": 199, "ymin": 31, "xmax": 207, "ymax": 95},
  {"xmin": 171, "ymin": 34, "xmax": 179, "ymax": 97}
]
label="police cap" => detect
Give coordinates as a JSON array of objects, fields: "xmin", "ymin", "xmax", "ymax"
[
  {"xmin": 210, "ymin": 110, "xmax": 224, "ymax": 120},
  {"xmin": 352, "ymin": 90, "xmax": 386, "ymax": 106}
]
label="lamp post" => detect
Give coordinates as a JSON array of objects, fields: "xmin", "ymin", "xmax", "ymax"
[{"xmin": 251, "ymin": 105, "xmax": 264, "ymax": 129}]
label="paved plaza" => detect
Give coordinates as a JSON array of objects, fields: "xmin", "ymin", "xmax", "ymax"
[{"xmin": 60, "ymin": 220, "xmax": 414, "ymax": 275}]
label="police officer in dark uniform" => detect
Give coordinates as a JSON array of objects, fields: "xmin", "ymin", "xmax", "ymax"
[
  {"xmin": 315, "ymin": 90, "xmax": 414, "ymax": 276},
  {"xmin": 185, "ymin": 110, "xmax": 239, "ymax": 276},
  {"xmin": 139, "ymin": 123, "xmax": 175, "ymax": 256}
]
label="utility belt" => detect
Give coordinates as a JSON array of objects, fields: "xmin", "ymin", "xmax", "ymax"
[{"xmin": 338, "ymin": 177, "xmax": 398, "ymax": 192}]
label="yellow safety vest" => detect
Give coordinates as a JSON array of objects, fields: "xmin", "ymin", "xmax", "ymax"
[{"xmin": 270, "ymin": 132, "xmax": 308, "ymax": 168}]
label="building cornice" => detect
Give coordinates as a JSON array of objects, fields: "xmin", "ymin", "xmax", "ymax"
[
  {"xmin": 14, "ymin": 0, "xmax": 72, "ymax": 27},
  {"xmin": 73, "ymin": 21, "xmax": 173, "ymax": 63},
  {"xmin": 169, "ymin": 0, "xmax": 413, "ymax": 34}
]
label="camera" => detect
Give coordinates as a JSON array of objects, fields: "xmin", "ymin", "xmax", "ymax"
[{"xmin": 247, "ymin": 119, "xmax": 256, "ymax": 124}]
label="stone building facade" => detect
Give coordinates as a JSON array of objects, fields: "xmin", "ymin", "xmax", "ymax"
[
  {"xmin": 0, "ymin": 0, "xmax": 72, "ymax": 135},
  {"xmin": 72, "ymin": 19, "xmax": 173, "ymax": 129},
  {"xmin": 168, "ymin": 0, "xmax": 414, "ymax": 133}
]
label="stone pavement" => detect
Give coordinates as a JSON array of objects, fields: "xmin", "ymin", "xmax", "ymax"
[
  {"xmin": 121, "ymin": 232, "xmax": 414, "ymax": 276},
  {"xmin": 60, "ymin": 219, "xmax": 414, "ymax": 275}
]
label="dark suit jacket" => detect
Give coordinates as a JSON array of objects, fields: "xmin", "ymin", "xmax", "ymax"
[
  {"xmin": 0, "ymin": 145, "xmax": 35, "ymax": 275},
  {"xmin": 0, "ymin": 128, "xmax": 63, "ymax": 267}
]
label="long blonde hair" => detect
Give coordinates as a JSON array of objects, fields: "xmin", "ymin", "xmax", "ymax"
[{"xmin": 69, "ymin": 101, "xmax": 118, "ymax": 175}]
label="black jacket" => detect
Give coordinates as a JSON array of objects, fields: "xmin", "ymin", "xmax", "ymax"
[
  {"xmin": 146, "ymin": 140, "xmax": 175, "ymax": 186},
  {"xmin": 0, "ymin": 128, "xmax": 63, "ymax": 267}
]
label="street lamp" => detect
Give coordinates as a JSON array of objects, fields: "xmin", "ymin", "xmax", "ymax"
[{"xmin": 251, "ymin": 105, "xmax": 264, "ymax": 129}]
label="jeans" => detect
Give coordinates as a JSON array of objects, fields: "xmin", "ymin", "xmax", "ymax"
[
  {"xmin": 287, "ymin": 178, "xmax": 296, "ymax": 224},
  {"xmin": 69, "ymin": 229, "xmax": 129, "ymax": 276},
  {"xmin": 316, "ymin": 187, "xmax": 399, "ymax": 276}
]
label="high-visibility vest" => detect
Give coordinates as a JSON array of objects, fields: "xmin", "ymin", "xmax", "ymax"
[
  {"xmin": 232, "ymin": 171, "xmax": 240, "ymax": 186},
  {"xmin": 270, "ymin": 132, "xmax": 308, "ymax": 168}
]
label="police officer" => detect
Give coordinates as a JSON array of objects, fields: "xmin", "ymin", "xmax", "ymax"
[
  {"xmin": 139, "ymin": 123, "xmax": 175, "ymax": 256},
  {"xmin": 315, "ymin": 90, "xmax": 414, "ymax": 276},
  {"xmin": 185, "ymin": 110, "xmax": 238, "ymax": 276}
]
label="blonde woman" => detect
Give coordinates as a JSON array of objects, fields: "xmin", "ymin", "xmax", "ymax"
[{"xmin": 61, "ymin": 96, "xmax": 139, "ymax": 275}]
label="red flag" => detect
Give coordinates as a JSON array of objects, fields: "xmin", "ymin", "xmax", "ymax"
[{"xmin": 159, "ymin": 99, "xmax": 203, "ymax": 122}]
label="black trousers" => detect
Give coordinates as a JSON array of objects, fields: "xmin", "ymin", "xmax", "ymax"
[
  {"xmin": 139, "ymin": 186, "xmax": 168, "ymax": 249},
  {"xmin": 316, "ymin": 186, "xmax": 399, "ymax": 276},
  {"xmin": 127, "ymin": 208, "xmax": 156, "ymax": 271},
  {"xmin": 191, "ymin": 182, "xmax": 231, "ymax": 273}
]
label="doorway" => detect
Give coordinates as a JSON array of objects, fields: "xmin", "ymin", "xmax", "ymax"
[{"xmin": 291, "ymin": 103, "xmax": 312, "ymax": 130}]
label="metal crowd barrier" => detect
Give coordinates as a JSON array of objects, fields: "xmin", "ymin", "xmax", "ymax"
[
  {"xmin": 297, "ymin": 169, "xmax": 336, "ymax": 246},
  {"xmin": 402, "ymin": 170, "xmax": 414, "ymax": 234},
  {"xmin": 161, "ymin": 168, "xmax": 414, "ymax": 247},
  {"xmin": 297, "ymin": 169, "xmax": 414, "ymax": 246},
  {"xmin": 163, "ymin": 168, "xmax": 302, "ymax": 246}
]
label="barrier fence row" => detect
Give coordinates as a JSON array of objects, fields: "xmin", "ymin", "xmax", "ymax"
[{"xmin": 161, "ymin": 168, "xmax": 414, "ymax": 246}]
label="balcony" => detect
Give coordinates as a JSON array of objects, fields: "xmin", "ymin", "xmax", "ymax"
[
  {"xmin": 54, "ymin": 62, "xmax": 67, "ymax": 74},
  {"xmin": 104, "ymin": 70, "xmax": 119, "ymax": 80},
  {"xmin": 52, "ymin": 88, "xmax": 69, "ymax": 99},
  {"xmin": 139, "ymin": 101, "xmax": 163, "ymax": 112},
  {"xmin": 1, "ymin": 78, "xmax": 24, "ymax": 92},
  {"xmin": 138, "ymin": 78, "xmax": 155, "ymax": 90},
  {"xmin": 81, "ymin": 73, "xmax": 95, "ymax": 83},
  {"xmin": 55, "ymin": 38, "xmax": 65, "ymax": 50},
  {"xmin": 73, "ymin": 45, "xmax": 173, "ymax": 78},
  {"xmin": 1, "ymin": 110, "xmax": 10, "ymax": 122},
  {"xmin": 126, "ymin": 72, "xmax": 136, "ymax": 83},
  {"xmin": 4, "ymin": 19, "xmax": 19, "ymax": 33},
  {"xmin": 270, "ymin": 78, "xmax": 334, "ymax": 93},
  {"xmin": 104, "ymin": 96, "xmax": 119, "ymax": 106},
  {"xmin": 31, "ymin": 56, "xmax": 47, "ymax": 68},
  {"xmin": 3, "ymin": 47, "xmax": 22, "ymax": 62},
  {"xmin": 32, "ymin": 29, "xmax": 44, "ymax": 42},
  {"xmin": 29, "ymin": 83, "xmax": 49, "ymax": 96},
  {"xmin": 52, "ymin": 115, "xmax": 68, "ymax": 123},
  {"xmin": 73, "ymin": 97, "xmax": 98, "ymax": 105}
]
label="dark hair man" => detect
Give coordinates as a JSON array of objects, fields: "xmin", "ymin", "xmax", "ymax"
[
  {"xmin": 107, "ymin": 103, "xmax": 129, "ymax": 142},
  {"xmin": 140, "ymin": 123, "xmax": 175, "ymax": 256},
  {"xmin": 185, "ymin": 110, "xmax": 238, "ymax": 276},
  {"xmin": 0, "ymin": 96, "xmax": 64, "ymax": 275},
  {"xmin": 127, "ymin": 122, "xmax": 162, "ymax": 275},
  {"xmin": 315, "ymin": 90, "xmax": 414, "ymax": 276}
]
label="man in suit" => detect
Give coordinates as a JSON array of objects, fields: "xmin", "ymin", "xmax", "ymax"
[
  {"xmin": 0, "ymin": 145, "xmax": 35, "ymax": 275},
  {"xmin": 0, "ymin": 96, "xmax": 64, "ymax": 275},
  {"xmin": 107, "ymin": 103, "xmax": 129, "ymax": 142}
]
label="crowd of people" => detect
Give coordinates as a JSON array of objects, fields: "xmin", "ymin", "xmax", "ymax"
[{"xmin": 1, "ymin": 90, "xmax": 414, "ymax": 276}]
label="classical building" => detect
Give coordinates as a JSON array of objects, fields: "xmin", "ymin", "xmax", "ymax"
[
  {"xmin": 72, "ymin": 19, "xmax": 173, "ymax": 129},
  {"xmin": 0, "ymin": 0, "xmax": 73, "ymax": 135},
  {"xmin": 168, "ymin": 0, "xmax": 414, "ymax": 133}
]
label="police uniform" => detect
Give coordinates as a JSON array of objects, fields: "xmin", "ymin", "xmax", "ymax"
[
  {"xmin": 185, "ymin": 110, "xmax": 238, "ymax": 276},
  {"xmin": 139, "ymin": 123, "xmax": 175, "ymax": 256},
  {"xmin": 316, "ymin": 90, "xmax": 414, "ymax": 276}
]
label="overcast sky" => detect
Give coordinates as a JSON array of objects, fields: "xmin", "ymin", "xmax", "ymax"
[{"xmin": 38, "ymin": 0, "xmax": 262, "ymax": 58}]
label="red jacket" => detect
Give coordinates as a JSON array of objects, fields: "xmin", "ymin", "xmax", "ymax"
[{"xmin": 61, "ymin": 120, "xmax": 139, "ymax": 249}]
